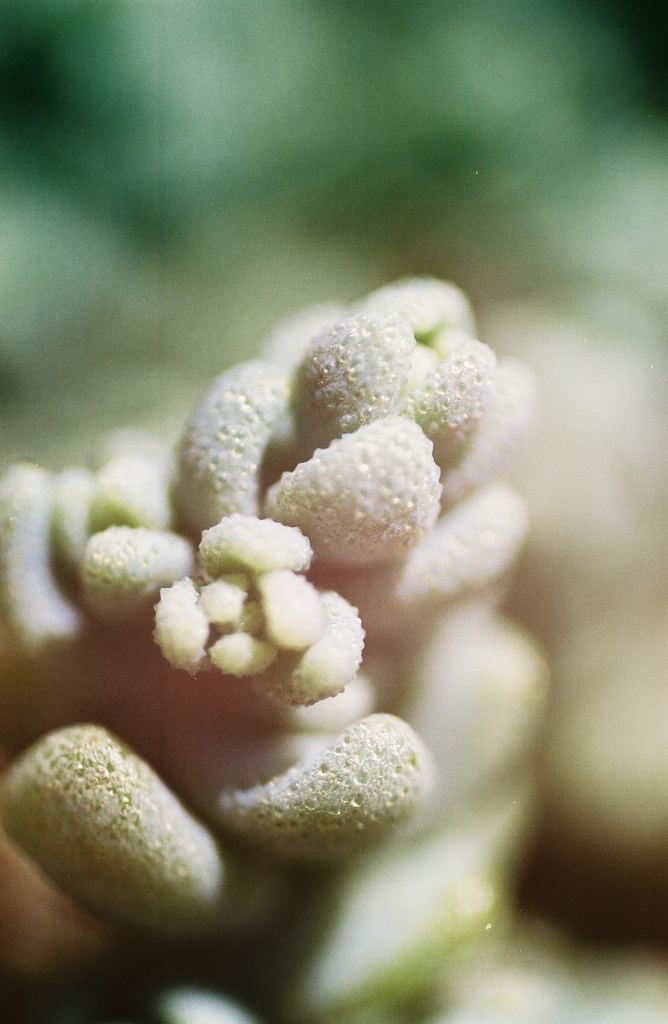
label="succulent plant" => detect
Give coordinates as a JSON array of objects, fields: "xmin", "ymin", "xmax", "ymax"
[{"xmin": 0, "ymin": 277, "xmax": 545, "ymax": 1021}]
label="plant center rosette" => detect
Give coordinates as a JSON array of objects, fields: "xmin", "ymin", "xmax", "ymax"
[{"xmin": 0, "ymin": 279, "xmax": 547, "ymax": 1015}]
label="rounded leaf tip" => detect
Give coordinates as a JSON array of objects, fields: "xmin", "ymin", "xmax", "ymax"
[
  {"xmin": 218, "ymin": 713, "xmax": 434, "ymax": 862},
  {"xmin": 1, "ymin": 725, "xmax": 225, "ymax": 935}
]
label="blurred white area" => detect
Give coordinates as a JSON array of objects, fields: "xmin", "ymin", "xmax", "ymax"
[
  {"xmin": 475, "ymin": 127, "xmax": 668, "ymax": 860},
  {"xmin": 495, "ymin": 302, "xmax": 668, "ymax": 855}
]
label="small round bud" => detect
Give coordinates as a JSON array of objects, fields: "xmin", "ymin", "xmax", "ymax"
[
  {"xmin": 154, "ymin": 577, "xmax": 209, "ymax": 674},
  {"xmin": 209, "ymin": 633, "xmax": 277, "ymax": 677},
  {"xmin": 199, "ymin": 578, "xmax": 247, "ymax": 627},
  {"xmin": 199, "ymin": 514, "xmax": 312, "ymax": 576},
  {"xmin": 258, "ymin": 569, "xmax": 326, "ymax": 651}
]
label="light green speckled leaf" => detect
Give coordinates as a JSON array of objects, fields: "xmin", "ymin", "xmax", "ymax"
[
  {"xmin": 1, "ymin": 725, "xmax": 225, "ymax": 934},
  {"xmin": 0, "ymin": 463, "xmax": 82, "ymax": 651},
  {"xmin": 218, "ymin": 713, "xmax": 433, "ymax": 862},
  {"xmin": 291, "ymin": 311, "xmax": 415, "ymax": 455},
  {"xmin": 265, "ymin": 416, "xmax": 441, "ymax": 565},
  {"xmin": 176, "ymin": 361, "xmax": 290, "ymax": 535},
  {"xmin": 83, "ymin": 526, "xmax": 194, "ymax": 620},
  {"xmin": 403, "ymin": 340, "xmax": 497, "ymax": 472}
]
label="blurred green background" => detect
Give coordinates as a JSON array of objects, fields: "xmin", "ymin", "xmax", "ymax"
[
  {"xmin": 1, "ymin": 0, "xmax": 666, "ymax": 465},
  {"xmin": 3, "ymin": 0, "xmax": 668, "ymax": 954}
]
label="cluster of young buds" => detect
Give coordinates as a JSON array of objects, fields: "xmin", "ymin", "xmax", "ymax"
[{"xmin": 0, "ymin": 279, "xmax": 546, "ymax": 1022}]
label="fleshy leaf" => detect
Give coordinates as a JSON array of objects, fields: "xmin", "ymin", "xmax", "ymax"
[
  {"xmin": 403, "ymin": 340, "xmax": 497, "ymax": 471},
  {"xmin": 1, "ymin": 725, "xmax": 225, "ymax": 934},
  {"xmin": 286, "ymin": 673, "xmax": 376, "ymax": 733},
  {"xmin": 316, "ymin": 486, "xmax": 528, "ymax": 642},
  {"xmin": 176, "ymin": 361, "xmax": 290, "ymax": 535},
  {"xmin": 404, "ymin": 342, "xmax": 440, "ymax": 392},
  {"xmin": 51, "ymin": 466, "xmax": 99, "ymax": 570},
  {"xmin": 0, "ymin": 463, "xmax": 81, "ymax": 651},
  {"xmin": 89, "ymin": 452, "xmax": 173, "ymax": 532},
  {"xmin": 404, "ymin": 603, "xmax": 548, "ymax": 817},
  {"xmin": 289, "ymin": 804, "xmax": 516, "ymax": 1019},
  {"xmin": 442, "ymin": 359, "xmax": 537, "ymax": 505},
  {"xmin": 218, "ymin": 713, "xmax": 433, "ymax": 862},
  {"xmin": 292, "ymin": 312, "xmax": 415, "ymax": 455},
  {"xmin": 360, "ymin": 277, "xmax": 475, "ymax": 341},
  {"xmin": 261, "ymin": 303, "xmax": 348, "ymax": 374},
  {"xmin": 83, "ymin": 526, "xmax": 194, "ymax": 620},
  {"xmin": 397, "ymin": 485, "xmax": 528, "ymax": 604},
  {"xmin": 265, "ymin": 416, "xmax": 441, "ymax": 565}
]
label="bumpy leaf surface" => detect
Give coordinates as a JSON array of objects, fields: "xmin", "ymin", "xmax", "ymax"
[
  {"xmin": 361, "ymin": 277, "xmax": 475, "ymax": 339},
  {"xmin": 0, "ymin": 464, "xmax": 81, "ymax": 650},
  {"xmin": 1, "ymin": 725, "xmax": 224, "ymax": 934},
  {"xmin": 177, "ymin": 361, "xmax": 290, "ymax": 534},
  {"xmin": 292, "ymin": 311, "xmax": 415, "ymax": 454},
  {"xmin": 265, "ymin": 417, "xmax": 441, "ymax": 565},
  {"xmin": 218, "ymin": 713, "xmax": 433, "ymax": 861},
  {"xmin": 83, "ymin": 526, "xmax": 194, "ymax": 619}
]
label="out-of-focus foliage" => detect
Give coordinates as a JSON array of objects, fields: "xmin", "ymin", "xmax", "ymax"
[
  {"xmin": 0, "ymin": 0, "xmax": 659, "ymax": 473},
  {"xmin": 0, "ymin": 0, "xmax": 634, "ymax": 231}
]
